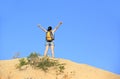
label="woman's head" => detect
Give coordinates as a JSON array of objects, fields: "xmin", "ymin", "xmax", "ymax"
[{"xmin": 48, "ymin": 26, "xmax": 52, "ymax": 31}]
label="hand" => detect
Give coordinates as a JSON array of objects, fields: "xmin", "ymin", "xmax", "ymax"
[
  {"xmin": 59, "ymin": 22, "xmax": 62, "ymax": 25},
  {"xmin": 37, "ymin": 24, "xmax": 41, "ymax": 27}
]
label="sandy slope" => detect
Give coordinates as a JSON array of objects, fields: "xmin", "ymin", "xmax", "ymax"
[{"xmin": 0, "ymin": 58, "xmax": 120, "ymax": 79}]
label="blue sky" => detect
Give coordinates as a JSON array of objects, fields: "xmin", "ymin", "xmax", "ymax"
[{"xmin": 0, "ymin": 0, "xmax": 120, "ymax": 74}]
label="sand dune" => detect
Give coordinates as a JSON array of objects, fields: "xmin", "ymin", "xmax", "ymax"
[{"xmin": 0, "ymin": 58, "xmax": 120, "ymax": 79}]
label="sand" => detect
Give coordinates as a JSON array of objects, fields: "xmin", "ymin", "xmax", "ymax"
[{"xmin": 0, "ymin": 58, "xmax": 120, "ymax": 79}]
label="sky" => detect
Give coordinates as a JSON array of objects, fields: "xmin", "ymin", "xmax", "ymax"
[{"xmin": 0, "ymin": 0, "xmax": 120, "ymax": 74}]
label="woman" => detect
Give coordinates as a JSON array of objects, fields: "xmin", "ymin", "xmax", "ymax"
[{"xmin": 38, "ymin": 22, "xmax": 62, "ymax": 58}]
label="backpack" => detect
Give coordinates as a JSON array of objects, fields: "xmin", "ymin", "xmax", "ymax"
[{"xmin": 46, "ymin": 31, "xmax": 54, "ymax": 42}]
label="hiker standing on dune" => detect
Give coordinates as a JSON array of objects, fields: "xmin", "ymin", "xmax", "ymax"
[{"xmin": 38, "ymin": 22, "xmax": 62, "ymax": 58}]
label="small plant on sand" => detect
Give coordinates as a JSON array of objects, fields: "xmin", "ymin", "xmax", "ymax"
[
  {"xmin": 17, "ymin": 58, "xmax": 28, "ymax": 69},
  {"xmin": 37, "ymin": 56, "xmax": 65, "ymax": 72},
  {"xmin": 17, "ymin": 52, "xmax": 65, "ymax": 73},
  {"xmin": 37, "ymin": 57, "xmax": 54, "ymax": 71},
  {"xmin": 13, "ymin": 52, "xmax": 20, "ymax": 59},
  {"xmin": 58, "ymin": 64, "xmax": 65, "ymax": 73},
  {"xmin": 27, "ymin": 52, "xmax": 40, "ymax": 67}
]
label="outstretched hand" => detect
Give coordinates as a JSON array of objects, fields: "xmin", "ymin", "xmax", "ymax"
[
  {"xmin": 59, "ymin": 22, "xmax": 62, "ymax": 25},
  {"xmin": 37, "ymin": 24, "xmax": 41, "ymax": 27}
]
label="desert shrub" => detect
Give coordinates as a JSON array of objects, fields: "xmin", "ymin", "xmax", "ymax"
[
  {"xmin": 58, "ymin": 64, "xmax": 65, "ymax": 73},
  {"xmin": 27, "ymin": 52, "xmax": 40, "ymax": 58},
  {"xmin": 13, "ymin": 52, "xmax": 20, "ymax": 59},
  {"xmin": 17, "ymin": 58, "xmax": 27, "ymax": 69},
  {"xmin": 37, "ymin": 57, "xmax": 65, "ymax": 73},
  {"xmin": 17, "ymin": 52, "xmax": 65, "ymax": 73},
  {"xmin": 37, "ymin": 57, "xmax": 59, "ymax": 72},
  {"xmin": 27, "ymin": 52, "xmax": 40, "ymax": 66}
]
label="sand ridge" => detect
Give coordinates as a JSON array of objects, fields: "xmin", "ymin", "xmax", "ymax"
[{"xmin": 0, "ymin": 58, "xmax": 120, "ymax": 79}]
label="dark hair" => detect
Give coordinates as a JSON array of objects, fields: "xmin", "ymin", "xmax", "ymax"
[{"xmin": 47, "ymin": 26, "xmax": 52, "ymax": 31}]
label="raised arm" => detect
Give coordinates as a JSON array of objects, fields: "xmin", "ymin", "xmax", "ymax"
[
  {"xmin": 53, "ymin": 22, "xmax": 62, "ymax": 32},
  {"xmin": 37, "ymin": 24, "xmax": 47, "ymax": 32}
]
